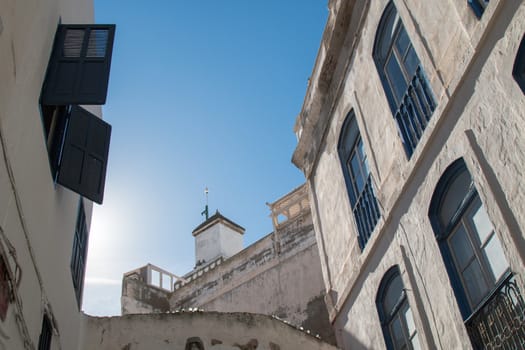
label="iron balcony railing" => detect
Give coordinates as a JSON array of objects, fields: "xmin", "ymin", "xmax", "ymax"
[
  {"xmin": 465, "ymin": 274, "xmax": 525, "ymax": 349},
  {"xmin": 354, "ymin": 175, "xmax": 381, "ymax": 249},
  {"xmin": 394, "ymin": 66, "xmax": 436, "ymax": 158}
]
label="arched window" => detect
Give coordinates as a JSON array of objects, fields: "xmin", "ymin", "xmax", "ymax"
[
  {"xmin": 513, "ymin": 34, "xmax": 525, "ymax": 94},
  {"xmin": 373, "ymin": 1, "xmax": 436, "ymax": 158},
  {"xmin": 338, "ymin": 111, "xmax": 380, "ymax": 250},
  {"xmin": 429, "ymin": 159, "xmax": 525, "ymax": 348},
  {"xmin": 376, "ymin": 267, "xmax": 420, "ymax": 350}
]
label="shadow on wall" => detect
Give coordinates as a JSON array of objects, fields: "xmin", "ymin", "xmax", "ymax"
[{"xmin": 335, "ymin": 327, "xmax": 369, "ymax": 350}]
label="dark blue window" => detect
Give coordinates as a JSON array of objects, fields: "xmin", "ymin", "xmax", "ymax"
[
  {"xmin": 71, "ymin": 200, "xmax": 89, "ymax": 308},
  {"xmin": 37, "ymin": 315, "xmax": 52, "ymax": 350},
  {"xmin": 468, "ymin": 0, "xmax": 489, "ymax": 18},
  {"xmin": 373, "ymin": 1, "xmax": 436, "ymax": 158},
  {"xmin": 338, "ymin": 111, "xmax": 380, "ymax": 250},
  {"xmin": 429, "ymin": 159, "xmax": 525, "ymax": 348},
  {"xmin": 376, "ymin": 267, "xmax": 421, "ymax": 350},
  {"xmin": 513, "ymin": 34, "xmax": 525, "ymax": 94}
]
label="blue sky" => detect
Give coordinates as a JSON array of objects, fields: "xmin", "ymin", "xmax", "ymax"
[{"xmin": 83, "ymin": 1, "xmax": 328, "ymax": 316}]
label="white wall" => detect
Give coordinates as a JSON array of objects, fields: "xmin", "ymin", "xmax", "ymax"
[
  {"xmin": 195, "ymin": 222, "xmax": 243, "ymax": 264},
  {"xmin": 81, "ymin": 312, "xmax": 338, "ymax": 350},
  {"xmin": 0, "ymin": 0, "xmax": 99, "ymax": 348}
]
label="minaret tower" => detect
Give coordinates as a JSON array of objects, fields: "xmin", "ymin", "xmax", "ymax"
[{"xmin": 192, "ymin": 188, "xmax": 244, "ymax": 268}]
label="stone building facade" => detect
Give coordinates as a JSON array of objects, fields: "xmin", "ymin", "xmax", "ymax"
[
  {"xmin": 122, "ymin": 185, "xmax": 336, "ymax": 344},
  {"xmin": 0, "ymin": 1, "xmax": 338, "ymax": 348},
  {"xmin": 293, "ymin": 0, "xmax": 525, "ymax": 349}
]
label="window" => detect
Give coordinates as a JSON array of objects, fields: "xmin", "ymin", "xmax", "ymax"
[
  {"xmin": 338, "ymin": 111, "xmax": 380, "ymax": 249},
  {"xmin": 71, "ymin": 200, "xmax": 89, "ymax": 308},
  {"xmin": 429, "ymin": 159, "xmax": 525, "ymax": 348},
  {"xmin": 0, "ymin": 255, "xmax": 10, "ymax": 321},
  {"xmin": 513, "ymin": 34, "xmax": 525, "ymax": 94},
  {"xmin": 373, "ymin": 1, "xmax": 436, "ymax": 158},
  {"xmin": 39, "ymin": 24, "xmax": 115, "ymax": 204},
  {"xmin": 41, "ymin": 24, "xmax": 116, "ymax": 105},
  {"xmin": 468, "ymin": 0, "xmax": 489, "ymax": 18},
  {"xmin": 376, "ymin": 267, "xmax": 421, "ymax": 350},
  {"xmin": 37, "ymin": 315, "xmax": 52, "ymax": 350}
]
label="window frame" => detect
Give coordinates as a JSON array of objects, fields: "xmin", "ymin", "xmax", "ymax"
[
  {"xmin": 37, "ymin": 315, "xmax": 52, "ymax": 350},
  {"xmin": 71, "ymin": 200, "xmax": 89, "ymax": 308},
  {"xmin": 373, "ymin": 1, "xmax": 436, "ymax": 158},
  {"xmin": 337, "ymin": 111, "xmax": 380, "ymax": 250},
  {"xmin": 428, "ymin": 159, "xmax": 511, "ymax": 320},
  {"xmin": 376, "ymin": 266, "xmax": 420, "ymax": 350}
]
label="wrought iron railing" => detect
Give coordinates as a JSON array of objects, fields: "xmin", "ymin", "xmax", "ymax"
[
  {"xmin": 466, "ymin": 275, "xmax": 525, "ymax": 349},
  {"xmin": 353, "ymin": 175, "xmax": 381, "ymax": 249},
  {"xmin": 394, "ymin": 66, "xmax": 436, "ymax": 158}
]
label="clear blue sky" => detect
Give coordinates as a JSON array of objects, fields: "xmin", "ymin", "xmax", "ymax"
[{"xmin": 83, "ymin": 1, "xmax": 328, "ymax": 316}]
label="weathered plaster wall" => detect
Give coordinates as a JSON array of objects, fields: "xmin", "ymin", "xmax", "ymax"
[
  {"xmin": 121, "ymin": 267, "xmax": 171, "ymax": 314},
  {"xmin": 81, "ymin": 312, "xmax": 338, "ymax": 350},
  {"xmin": 294, "ymin": 0, "xmax": 525, "ymax": 349},
  {"xmin": 170, "ymin": 214, "xmax": 335, "ymax": 344},
  {"xmin": 0, "ymin": 0, "xmax": 99, "ymax": 349}
]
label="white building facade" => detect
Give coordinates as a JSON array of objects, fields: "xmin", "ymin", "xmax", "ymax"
[
  {"xmin": 0, "ymin": 0, "xmax": 114, "ymax": 348},
  {"xmin": 293, "ymin": 0, "xmax": 525, "ymax": 349}
]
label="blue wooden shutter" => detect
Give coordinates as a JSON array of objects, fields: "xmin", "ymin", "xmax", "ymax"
[
  {"xmin": 41, "ymin": 24, "xmax": 116, "ymax": 105},
  {"xmin": 57, "ymin": 106, "xmax": 111, "ymax": 204}
]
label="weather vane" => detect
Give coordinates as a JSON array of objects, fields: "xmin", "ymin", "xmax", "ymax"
[{"xmin": 201, "ymin": 187, "xmax": 209, "ymax": 220}]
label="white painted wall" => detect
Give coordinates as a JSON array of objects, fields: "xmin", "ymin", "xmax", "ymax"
[
  {"xmin": 0, "ymin": 0, "xmax": 101, "ymax": 348},
  {"xmin": 195, "ymin": 221, "xmax": 243, "ymax": 264},
  {"xmin": 81, "ymin": 312, "xmax": 338, "ymax": 350}
]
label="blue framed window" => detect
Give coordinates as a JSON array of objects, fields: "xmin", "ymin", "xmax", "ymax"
[
  {"xmin": 376, "ymin": 267, "xmax": 421, "ymax": 350},
  {"xmin": 468, "ymin": 0, "xmax": 489, "ymax": 19},
  {"xmin": 373, "ymin": 1, "xmax": 436, "ymax": 158},
  {"xmin": 338, "ymin": 111, "xmax": 380, "ymax": 250},
  {"xmin": 429, "ymin": 159, "xmax": 525, "ymax": 348},
  {"xmin": 71, "ymin": 200, "xmax": 89, "ymax": 308},
  {"xmin": 513, "ymin": 34, "xmax": 525, "ymax": 94}
]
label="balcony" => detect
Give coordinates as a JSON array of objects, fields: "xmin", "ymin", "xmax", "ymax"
[
  {"xmin": 465, "ymin": 275, "xmax": 525, "ymax": 349},
  {"xmin": 394, "ymin": 66, "xmax": 436, "ymax": 158},
  {"xmin": 354, "ymin": 175, "xmax": 381, "ymax": 249}
]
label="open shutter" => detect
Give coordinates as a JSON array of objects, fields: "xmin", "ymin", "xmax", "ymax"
[
  {"xmin": 57, "ymin": 106, "xmax": 111, "ymax": 204},
  {"xmin": 41, "ymin": 24, "xmax": 116, "ymax": 105}
]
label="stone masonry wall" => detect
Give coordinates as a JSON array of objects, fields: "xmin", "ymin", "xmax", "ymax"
[{"xmin": 294, "ymin": 0, "xmax": 525, "ymax": 349}]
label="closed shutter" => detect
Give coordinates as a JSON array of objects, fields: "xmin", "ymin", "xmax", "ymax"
[
  {"xmin": 41, "ymin": 24, "xmax": 116, "ymax": 105},
  {"xmin": 57, "ymin": 106, "xmax": 111, "ymax": 204}
]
